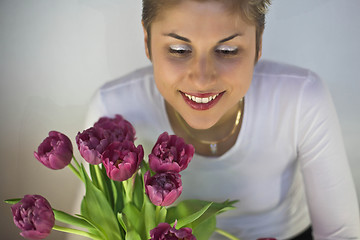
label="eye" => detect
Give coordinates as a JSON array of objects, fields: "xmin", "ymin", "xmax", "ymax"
[
  {"xmin": 168, "ymin": 44, "xmax": 192, "ymax": 57},
  {"xmin": 215, "ymin": 45, "xmax": 239, "ymax": 57}
]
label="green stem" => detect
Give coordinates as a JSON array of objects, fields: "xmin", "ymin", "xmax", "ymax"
[
  {"xmin": 94, "ymin": 165, "xmax": 105, "ymax": 191},
  {"xmin": 68, "ymin": 163, "xmax": 84, "ymax": 182},
  {"xmin": 52, "ymin": 225, "xmax": 102, "ymax": 240},
  {"xmin": 72, "ymin": 155, "xmax": 81, "ymax": 170},
  {"xmin": 122, "ymin": 177, "xmax": 134, "ymax": 204},
  {"xmin": 94, "ymin": 165, "xmax": 112, "ymax": 203},
  {"xmin": 155, "ymin": 205, "xmax": 161, "ymax": 224},
  {"xmin": 215, "ymin": 228, "xmax": 241, "ymax": 240}
]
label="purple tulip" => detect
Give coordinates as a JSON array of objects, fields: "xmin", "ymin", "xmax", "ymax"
[
  {"xmin": 150, "ymin": 222, "xmax": 196, "ymax": 240},
  {"xmin": 94, "ymin": 114, "xmax": 136, "ymax": 143},
  {"xmin": 102, "ymin": 141, "xmax": 144, "ymax": 182},
  {"xmin": 149, "ymin": 132, "xmax": 194, "ymax": 174},
  {"xmin": 34, "ymin": 131, "xmax": 73, "ymax": 170},
  {"xmin": 11, "ymin": 195, "xmax": 55, "ymax": 240},
  {"xmin": 144, "ymin": 171, "xmax": 183, "ymax": 206},
  {"xmin": 76, "ymin": 127, "xmax": 109, "ymax": 165}
]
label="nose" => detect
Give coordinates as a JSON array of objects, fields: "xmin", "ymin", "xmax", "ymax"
[{"xmin": 188, "ymin": 53, "xmax": 216, "ymax": 88}]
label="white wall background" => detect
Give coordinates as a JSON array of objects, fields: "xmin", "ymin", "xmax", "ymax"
[{"xmin": 0, "ymin": 0, "xmax": 359, "ymax": 239}]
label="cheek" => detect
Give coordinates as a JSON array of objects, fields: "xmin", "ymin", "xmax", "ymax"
[
  {"xmin": 218, "ymin": 57, "xmax": 253, "ymax": 77},
  {"xmin": 218, "ymin": 60, "xmax": 254, "ymax": 94},
  {"xmin": 153, "ymin": 57, "xmax": 188, "ymax": 88},
  {"xmin": 152, "ymin": 63, "xmax": 183, "ymax": 99}
]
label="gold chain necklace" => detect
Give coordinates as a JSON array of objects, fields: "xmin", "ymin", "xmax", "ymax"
[{"xmin": 174, "ymin": 99, "xmax": 244, "ymax": 155}]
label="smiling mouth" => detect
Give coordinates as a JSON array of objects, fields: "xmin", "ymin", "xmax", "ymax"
[
  {"xmin": 183, "ymin": 93, "xmax": 221, "ymax": 104},
  {"xmin": 180, "ymin": 91, "xmax": 225, "ymax": 110}
]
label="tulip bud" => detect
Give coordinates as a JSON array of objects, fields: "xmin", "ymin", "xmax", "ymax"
[
  {"xmin": 102, "ymin": 141, "xmax": 144, "ymax": 182},
  {"xmin": 150, "ymin": 222, "xmax": 196, "ymax": 240},
  {"xmin": 144, "ymin": 171, "xmax": 183, "ymax": 206},
  {"xmin": 11, "ymin": 195, "xmax": 55, "ymax": 239},
  {"xmin": 34, "ymin": 131, "xmax": 73, "ymax": 170},
  {"xmin": 76, "ymin": 127, "xmax": 108, "ymax": 165},
  {"xmin": 94, "ymin": 114, "xmax": 136, "ymax": 143},
  {"xmin": 149, "ymin": 132, "xmax": 194, "ymax": 173}
]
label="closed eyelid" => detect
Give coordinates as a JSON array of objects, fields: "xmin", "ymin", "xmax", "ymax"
[
  {"xmin": 169, "ymin": 44, "xmax": 191, "ymax": 50},
  {"xmin": 216, "ymin": 45, "xmax": 238, "ymax": 50}
]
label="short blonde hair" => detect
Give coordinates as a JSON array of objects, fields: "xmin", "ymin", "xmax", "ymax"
[{"xmin": 142, "ymin": 0, "xmax": 271, "ymax": 62}]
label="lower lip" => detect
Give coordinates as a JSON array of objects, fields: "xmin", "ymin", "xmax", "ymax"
[{"xmin": 180, "ymin": 92, "xmax": 224, "ymax": 110}]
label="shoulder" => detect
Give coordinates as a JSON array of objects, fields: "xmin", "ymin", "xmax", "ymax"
[
  {"xmin": 254, "ymin": 59, "xmax": 311, "ymax": 79},
  {"xmin": 92, "ymin": 65, "xmax": 162, "ymax": 122},
  {"xmin": 251, "ymin": 59, "xmax": 324, "ymax": 96},
  {"xmin": 96, "ymin": 65, "xmax": 161, "ymax": 110},
  {"xmin": 247, "ymin": 60, "xmax": 330, "ymax": 126}
]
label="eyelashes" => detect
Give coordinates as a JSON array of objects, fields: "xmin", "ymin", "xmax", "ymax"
[
  {"xmin": 215, "ymin": 45, "xmax": 239, "ymax": 56},
  {"xmin": 169, "ymin": 44, "xmax": 192, "ymax": 56},
  {"xmin": 168, "ymin": 44, "xmax": 239, "ymax": 58}
]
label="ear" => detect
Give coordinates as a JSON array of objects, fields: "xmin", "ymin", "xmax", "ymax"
[{"xmin": 142, "ymin": 21, "xmax": 151, "ymax": 60}]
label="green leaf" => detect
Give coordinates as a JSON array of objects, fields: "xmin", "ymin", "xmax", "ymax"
[
  {"xmin": 111, "ymin": 180, "xmax": 124, "ymax": 214},
  {"xmin": 132, "ymin": 172, "xmax": 144, "ymax": 211},
  {"xmin": 80, "ymin": 164, "xmax": 122, "ymax": 240},
  {"xmin": 100, "ymin": 164, "xmax": 115, "ymax": 206},
  {"xmin": 125, "ymin": 230, "xmax": 142, "ymax": 240},
  {"xmin": 80, "ymin": 190, "xmax": 110, "ymax": 239},
  {"xmin": 80, "ymin": 196, "xmax": 89, "ymax": 219},
  {"xmin": 140, "ymin": 160, "xmax": 150, "ymax": 173},
  {"xmin": 143, "ymin": 197, "xmax": 156, "ymax": 239},
  {"xmin": 167, "ymin": 199, "xmax": 237, "ymax": 229},
  {"xmin": 122, "ymin": 203, "xmax": 144, "ymax": 235},
  {"xmin": 76, "ymin": 201, "xmax": 108, "ymax": 239},
  {"xmin": 175, "ymin": 202, "xmax": 212, "ymax": 229},
  {"xmin": 75, "ymin": 214, "xmax": 107, "ymax": 237},
  {"xmin": 89, "ymin": 164, "xmax": 100, "ymax": 187},
  {"xmin": 53, "ymin": 209, "xmax": 94, "ymax": 230},
  {"xmin": 4, "ymin": 198, "xmax": 21, "ymax": 205},
  {"xmin": 95, "ymin": 165, "xmax": 113, "ymax": 206},
  {"xmin": 52, "ymin": 224, "xmax": 104, "ymax": 240},
  {"xmin": 117, "ymin": 213, "xmax": 127, "ymax": 233},
  {"xmin": 192, "ymin": 215, "xmax": 216, "ymax": 240}
]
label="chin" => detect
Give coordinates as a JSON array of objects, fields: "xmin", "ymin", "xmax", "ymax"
[{"xmin": 184, "ymin": 117, "xmax": 219, "ymax": 130}]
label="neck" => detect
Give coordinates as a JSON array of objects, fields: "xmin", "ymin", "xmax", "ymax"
[{"xmin": 165, "ymin": 99, "xmax": 244, "ymax": 156}]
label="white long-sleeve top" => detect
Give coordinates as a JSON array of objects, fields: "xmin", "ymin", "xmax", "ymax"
[{"xmin": 85, "ymin": 60, "xmax": 360, "ymax": 240}]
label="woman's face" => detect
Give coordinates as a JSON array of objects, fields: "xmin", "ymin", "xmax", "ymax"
[{"xmin": 144, "ymin": 0, "xmax": 259, "ymax": 129}]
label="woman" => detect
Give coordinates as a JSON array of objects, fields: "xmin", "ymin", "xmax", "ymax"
[{"xmin": 86, "ymin": 0, "xmax": 360, "ymax": 239}]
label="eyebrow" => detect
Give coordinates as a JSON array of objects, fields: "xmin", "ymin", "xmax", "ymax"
[
  {"xmin": 218, "ymin": 34, "xmax": 241, "ymax": 43},
  {"xmin": 164, "ymin": 33, "xmax": 241, "ymax": 43}
]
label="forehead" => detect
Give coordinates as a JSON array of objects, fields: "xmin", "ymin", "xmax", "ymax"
[{"xmin": 151, "ymin": 1, "xmax": 254, "ymax": 37}]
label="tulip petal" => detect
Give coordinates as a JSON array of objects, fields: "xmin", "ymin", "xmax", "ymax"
[
  {"xmin": 11, "ymin": 195, "xmax": 54, "ymax": 240},
  {"xmin": 102, "ymin": 141, "xmax": 143, "ymax": 182},
  {"xmin": 149, "ymin": 132, "xmax": 194, "ymax": 173},
  {"xmin": 34, "ymin": 131, "xmax": 73, "ymax": 170}
]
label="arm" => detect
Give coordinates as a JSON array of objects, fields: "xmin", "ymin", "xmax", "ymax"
[{"xmin": 297, "ymin": 72, "xmax": 360, "ymax": 239}]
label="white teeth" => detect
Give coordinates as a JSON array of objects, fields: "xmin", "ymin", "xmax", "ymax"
[
  {"xmin": 202, "ymin": 98, "xmax": 209, "ymax": 104},
  {"xmin": 184, "ymin": 93, "xmax": 220, "ymax": 104}
]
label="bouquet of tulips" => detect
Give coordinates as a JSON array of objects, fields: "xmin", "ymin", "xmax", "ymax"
[{"xmin": 5, "ymin": 114, "xmax": 241, "ymax": 240}]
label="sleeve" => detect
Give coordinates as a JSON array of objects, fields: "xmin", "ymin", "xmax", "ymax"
[{"xmin": 297, "ymin": 72, "xmax": 360, "ymax": 239}]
